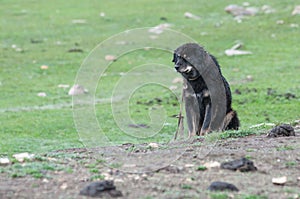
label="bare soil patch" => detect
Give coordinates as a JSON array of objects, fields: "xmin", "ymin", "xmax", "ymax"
[{"xmin": 0, "ymin": 130, "xmax": 299, "ymax": 199}]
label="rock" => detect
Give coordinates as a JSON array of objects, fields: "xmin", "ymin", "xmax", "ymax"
[
  {"xmin": 225, "ymin": 4, "xmax": 258, "ymax": 17},
  {"xmin": 57, "ymin": 84, "xmax": 70, "ymax": 88},
  {"xmin": 203, "ymin": 161, "xmax": 221, "ymax": 169},
  {"xmin": 184, "ymin": 12, "xmax": 201, "ymax": 20},
  {"xmin": 184, "ymin": 164, "xmax": 194, "ymax": 168},
  {"xmin": 99, "ymin": 12, "xmax": 105, "ymax": 17},
  {"xmin": 272, "ymin": 176, "xmax": 287, "ymax": 185},
  {"xmin": 40, "ymin": 65, "xmax": 48, "ymax": 70},
  {"xmin": 0, "ymin": 157, "xmax": 10, "ymax": 165},
  {"xmin": 68, "ymin": 84, "xmax": 88, "ymax": 96},
  {"xmin": 13, "ymin": 152, "xmax": 35, "ymax": 162},
  {"xmin": 71, "ymin": 19, "xmax": 87, "ymax": 24},
  {"xmin": 292, "ymin": 5, "xmax": 300, "ymax": 16},
  {"xmin": 267, "ymin": 124, "xmax": 295, "ymax": 137},
  {"xmin": 160, "ymin": 165, "xmax": 183, "ymax": 173},
  {"xmin": 261, "ymin": 5, "xmax": 276, "ymax": 14},
  {"xmin": 105, "ymin": 55, "xmax": 117, "ymax": 61},
  {"xmin": 225, "ymin": 49, "xmax": 252, "ymax": 56},
  {"xmin": 148, "ymin": 23, "xmax": 171, "ymax": 34},
  {"xmin": 147, "ymin": 142, "xmax": 159, "ymax": 148},
  {"xmin": 208, "ymin": 181, "xmax": 239, "ymax": 192},
  {"xmin": 221, "ymin": 157, "xmax": 257, "ymax": 172},
  {"xmin": 225, "ymin": 42, "xmax": 252, "ymax": 56},
  {"xmin": 60, "ymin": 183, "xmax": 68, "ymax": 190},
  {"xmin": 37, "ymin": 92, "xmax": 47, "ymax": 97},
  {"xmin": 79, "ymin": 180, "xmax": 122, "ymax": 197},
  {"xmin": 290, "ymin": 24, "xmax": 299, "ymax": 28}
]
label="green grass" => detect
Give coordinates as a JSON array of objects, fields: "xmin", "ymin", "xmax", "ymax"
[
  {"xmin": 210, "ymin": 193, "xmax": 229, "ymax": 199},
  {"xmin": 1, "ymin": 0, "xmax": 299, "ymax": 155},
  {"xmin": 0, "ymin": 161, "xmax": 69, "ymax": 178}
]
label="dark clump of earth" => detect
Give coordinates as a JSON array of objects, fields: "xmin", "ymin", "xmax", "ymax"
[
  {"xmin": 221, "ymin": 157, "xmax": 257, "ymax": 172},
  {"xmin": 207, "ymin": 181, "xmax": 239, "ymax": 192},
  {"xmin": 267, "ymin": 124, "xmax": 295, "ymax": 137},
  {"xmin": 267, "ymin": 88, "xmax": 296, "ymax": 100},
  {"xmin": 79, "ymin": 180, "xmax": 122, "ymax": 198}
]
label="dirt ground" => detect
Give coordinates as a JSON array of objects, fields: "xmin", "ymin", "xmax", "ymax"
[{"xmin": 0, "ymin": 126, "xmax": 299, "ymax": 199}]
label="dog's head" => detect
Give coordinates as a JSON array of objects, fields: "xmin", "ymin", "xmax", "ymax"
[{"xmin": 172, "ymin": 53, "xmax": 200, "ymax": 81}]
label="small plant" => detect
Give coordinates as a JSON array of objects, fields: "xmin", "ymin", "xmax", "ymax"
[
  {"xmin": 90, "ymin": 174, "xmax": 105, "ymax": 181},
  {"xmin": 4, "ymin": 162, "xmax": 67, "ymax": 179},
  {"xmin": 241, "ymin": 194, "xmax": 268, "ymax": 199},
  {"xmin": 89, "ymin": 168, "xmax": 99, "ymax": 173},
  {"xmin": 196, "ymin": 165, "xmax": 207, "ymax": 171},
  {"xmin": 110, "ymin": 163, "xmax": 122, "ymax": 168},
  {"xmin": 285, "ymin": 161, "xmax": 297, "ymax": 167},
  {"xmin": 220, "ymin": 130, "xmax": 256, "ymax": 139},
  {"xmin": 246, "ymin": 148, "xmax": 255, "ymax": 152},
  {"xmin": 276, "ymin": 145, "xmax": 294, "ymax": 151},
  {"xmin": 181, "ymin": 184, "xmax": 192, "ymax": 190},
  {"xmin": 209, "ymin": 193, "xmax": 228, "ymax": 199}
]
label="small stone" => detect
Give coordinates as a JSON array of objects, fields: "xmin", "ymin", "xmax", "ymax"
[
  {"xmin": 276, "ymin": 20, "xmax": 284, "ymax": 25},
  {"xmin": 68, "ymin": 84, "xmax": 88, "ymax": 96},
  {"xmin": 40, "ymin": 65, "xmax": 48, "ymax": 70},
  {"xmin": 208, "ymin": 181, "xmax": 239, "ymax": 192},
  {"xmin": 261, "ymin": 5, "xmax": 276, "ymax": 14},
  {"xmin": 79, "ymin": 180, "xmax": 122, "ymax": 197},
  {"xmin": 99, "ymin": 12, "xmax": 105, "ymax": 17},
  {"xmin": 42, "ymin": 178, "xmax": 49, "ymax": 183},
  {"xmin": 246, "ymin": 75, "xmax": 253, "ymax": 81},
  {"xmin": 160, "ymin": 165, "xmax": 182, "ymax": 173},
  {"xmin": 290, "ymin": 24, "xmax": 299, "ymax": 28},
  {"xmin": 148, "ymin": 143, "xmax": 159, "ymax": 148},
  {"xmin": 105, "ymin": 55, "xmax": 117, "ymax": 61},
  {"xmin": 71, "ymin": 19, "xmax": 87, "ymax": 24},
  {"xmin": 225, "ymin": 4, "xmax": 258, "ymax": 17},
  {"xmin": 272, "ymin": 176, "xmax": 287, "ymax": 185},
  {"xmin": 148, "ymin": 23, "xmax": 171, "ymax": 34},
  {"xmin": 37, "ymin": 92, "xmax": 47, "ymax": 97},
  {"xmin": 15, "ymin": 48, "xmax": 23, "ymax": 52},
  {"xmin": 123, "ymin": 164, "xmax": 136, "ymax": 168},
  {"xmin": 184, "ymin": 12, "xmax": 201, "ymax": 20},
  {"xmin": 292, "ymin": 5, "xmax": 300, "ymax": 16},
  {"xmin": 0, "ymin": 157, "xmax": 10, "ymax": 165},
  {"xmin": 225, "ymin": 49, "xmax": 252, "ymax": 56},
  {"xmin": 13, "ymin": 152, "xmax": 34, "ymax": 162},
  {"xmin": 58, "ymin": 84, "xmax": 70, "ymax": 88},
  {"xmin": 221, "ymin": 157, "xmax": 257, "ymax": 172},
  {"xmin": 184, "ymin": 164, "xmax": 194, "ymax": 168},
  {"xmin": 60, "ymin": 183, "xmax": 68, "ymax": 190},
  {"xmin": 203, "ymin": 161, "xmax": 221, "ymax": 169}
]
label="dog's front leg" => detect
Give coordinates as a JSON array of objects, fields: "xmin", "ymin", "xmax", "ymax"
[
  {"xmin": 185, "ymin": 94, "xmax": 200, "ymax": 138},
  {"xmin": 200, "ymin": 102, "xmax": 212, "ymax": 136}
]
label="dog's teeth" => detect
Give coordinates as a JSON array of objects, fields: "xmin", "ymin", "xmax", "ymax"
[{"xmin": 184, "ymin": 66, "xmax": 193, "ymax": 73}]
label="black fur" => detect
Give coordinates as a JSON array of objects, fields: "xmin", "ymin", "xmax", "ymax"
[{"xmin": 173, "ymin": 52, "xmax": 239, "ymax": 134}]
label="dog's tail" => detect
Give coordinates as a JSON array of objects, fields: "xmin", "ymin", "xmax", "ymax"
[{"xmin": 222, "ymin": 110, "xmax": 240, "ymax": 131}]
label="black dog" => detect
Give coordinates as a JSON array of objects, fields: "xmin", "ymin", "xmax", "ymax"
[{"xmin": 173, "ymin": 43, "xmax": 239, "ymax": 136}]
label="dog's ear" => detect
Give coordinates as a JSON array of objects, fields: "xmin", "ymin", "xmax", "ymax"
[{"xmin": 172, "ymin": 53, "xmax": 178, "ymax": 63}]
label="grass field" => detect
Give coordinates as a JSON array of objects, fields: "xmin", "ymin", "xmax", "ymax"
[{"xmin": 1, "ymin": 0, "xmax": 299, "ymax": 156}]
